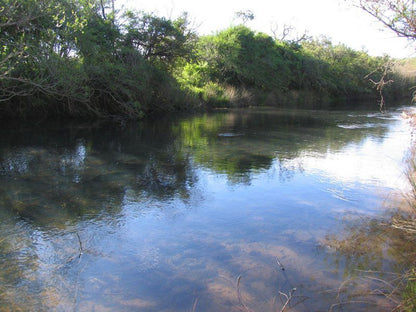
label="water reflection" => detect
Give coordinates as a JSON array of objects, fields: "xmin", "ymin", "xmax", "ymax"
[
  {"xmin": 173, "ymin": 108, "xmax": 405, "ymax": 187},
  {"xmin": 0, "ymin": 107, "xmax": 412, "ymax": 311}
]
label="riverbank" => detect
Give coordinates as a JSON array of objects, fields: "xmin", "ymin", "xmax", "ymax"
[
  {"xmin": 323, "ymin": 108, "xmax": 416, "ymax": 311},
  {"xmin": 2, "ymin": 1, "xmax": 416, "ymax": 121},
  {"xmin": 397, "ymin": 111, "xmax": 416, "ymax": 311}
]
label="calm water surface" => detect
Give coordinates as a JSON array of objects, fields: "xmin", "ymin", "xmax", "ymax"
[{"xmin": 0, "ymin": 107, "xmax": 413, "ymax": 311}]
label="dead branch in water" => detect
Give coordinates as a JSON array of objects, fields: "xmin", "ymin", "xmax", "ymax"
[
  {"xmin": 236, "ymin": 275, "xmax": 254, "ymax": 312},
  {"xmin": 76, "ymin": 232, "xmax": 83, "ymax": 259},
  {"xmin": 65, "ymin": 232, "xmax": 84, "ymax": 264},
  {"xmin": 233, "ymin": 256, "xmax": 309, "ymax": 312},
  {"xmin": 276, "ymin": 256, "xmax": 285, "ymax": 271},
  {"xmin": 275, "ymin": 256, "xmax": 309, "ymax": 311},
  {"xmin": 191, "ymin": 296, "xmax": 199, "ymax": 312},
  {"xmin": 278, "ymin": 287, "xmax": 297, "ymax": 312},
  {"xmin": 364, "ymin": 61, "xmax": 394, "ymax": 112}
]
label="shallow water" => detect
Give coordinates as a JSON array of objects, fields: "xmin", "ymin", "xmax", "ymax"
[{"xmin": 0, "ymin": 107, "xmax": 413, "ymax": 311}]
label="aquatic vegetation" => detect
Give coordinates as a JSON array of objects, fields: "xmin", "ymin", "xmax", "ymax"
[{"xmin": 322, "ymin": 142, "xmax": 416, "ymax": 311}]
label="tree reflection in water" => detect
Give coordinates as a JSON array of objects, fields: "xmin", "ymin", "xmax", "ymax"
[{"xmin": 0, "ymin": 107, "xmax": 412, "ymax": 311}]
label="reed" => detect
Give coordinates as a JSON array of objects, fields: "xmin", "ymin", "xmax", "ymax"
[{"xmin": 392, "ymin": 144, "xmax": 416, "ymax": 311}]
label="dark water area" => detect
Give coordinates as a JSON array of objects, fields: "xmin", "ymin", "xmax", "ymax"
[{"xmin": 0, "ymin": 106, "xmax": 414, "ymax": 311}]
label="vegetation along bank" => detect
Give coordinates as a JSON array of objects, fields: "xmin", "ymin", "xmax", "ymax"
[{"xmin": 1, "ymin": 0, "xmax": 415, "ymax": 120}]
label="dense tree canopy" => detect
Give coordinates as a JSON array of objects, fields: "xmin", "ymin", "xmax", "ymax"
[
  {"xmin": 196, "ymin": 26, "xmax": 291, "ymax": 90},
  {"xmin": 0, "ymin": 0, "xmax": 199, "ymax": 118},
  {"xmin": 0, "ymin": 0, "xmax": 414, "ymax": 119},
  {"xmin": 122, "ymin": 11, "xmax": 196, "ymax": 69}
]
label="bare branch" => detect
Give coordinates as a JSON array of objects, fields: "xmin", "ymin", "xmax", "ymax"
[
  {"xmin": 235, "ymin": 10, "xmax": 255, "ymax": 25},
  {"xmin": 270, "ymin": 22, "xmax": 311, "ymax": 43},
  {"xmin": 364, "ymin": 61, "xmax": 394, "ymax": 111},
  {"xmin": 357, "ymin": 0, "xmax": 416, "ymax": 41},
  {"xmin": 279, "ymin": 287, "xmax": 297, "ymax": 312},
  {"xmin": 236, "ymin": 275, "xmax": 254, "ymax": 312}
]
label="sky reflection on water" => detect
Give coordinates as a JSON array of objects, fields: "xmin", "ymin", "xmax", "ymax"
[{"xmin": 0, "ymin": 107, "xmax": 413, "ymax": 311}]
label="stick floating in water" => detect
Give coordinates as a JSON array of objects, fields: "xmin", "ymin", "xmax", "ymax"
[{"xmin": 276, "ymin": 256, "xmax": 285, "ymax": 271}]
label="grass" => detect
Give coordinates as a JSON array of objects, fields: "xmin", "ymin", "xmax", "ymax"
[
  {"xmin": 377, "ymin": 112, "xmax": 416, "ymax": 311},
  {"xmin": 322, "ymin": 112, "xmax": 416, "ymax": 311},
  {"xmin": 401, "ymin": 269, "xmax": 416, "ymax": 311},
  {"xmin": 393, "ymin": 148, "xmax": 416, "ymax": 311}
]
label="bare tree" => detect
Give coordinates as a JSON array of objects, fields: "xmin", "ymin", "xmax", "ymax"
[
  {"xmin": 354, "ymin": 1, "xmax": 415, "ymax": 108},
  {"xmin": 357, "ymin": 0, "xmax": 416, "ymax": 41},
  {"xmin": 271, "ymin": 23, "xmax": 293, "ymax": 41},
  {"xmin": 270, "ymin": 22, "xmax": 311, "ymax": 44},
  {"xmin": 365, "ymin": 61, "xmax": 395, "ymax": 111},
  {"xmin": 235, "ymin": 10, "xmax": 255, "ymax": 25}
]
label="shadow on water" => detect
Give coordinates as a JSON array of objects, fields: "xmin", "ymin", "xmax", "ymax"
[{"xmin": 0, "ymin": 107, "xmax": 411, "ymax": 311}]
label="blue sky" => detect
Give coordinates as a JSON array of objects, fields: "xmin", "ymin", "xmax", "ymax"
[{"xmin": 117, "ymin": 0, "xmax": 415, "ymax": 58}]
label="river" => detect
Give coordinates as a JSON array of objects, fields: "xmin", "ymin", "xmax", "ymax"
[{"xmin": 0, "ymin": 106, "xmax": 413, "ymax": 311}]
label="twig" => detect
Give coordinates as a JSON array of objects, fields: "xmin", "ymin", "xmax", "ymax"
[
  {"xmin": 236, "ymin": 275, "xmax": 254, "ymax": 312},
  {"xmin": 279, "ymin": 287, "xmax": 297, "ymax": 312},
  {"xmin": 76, "ymin": 232, "xmax": 83, "ymax": 259},
  {"xmin": 336, "ymin": 276, "xmax": 353, "ymax": 301},
  {"xmin": 64, "ymin": 232, "xmax": 85, "ymax": 264},
  {"xmin": 276, "ymin": 256, "xmax": 285, "ymax": 271},
  {"xmin": 191, "ymin": 296, "xmax": 199, "ymax": 312},
  {"xmin": 364, "ymin": 61, "xmax": 394, "ymax": 112}
]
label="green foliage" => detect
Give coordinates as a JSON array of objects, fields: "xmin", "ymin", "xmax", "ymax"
[
  {"xmin": 177, "ymin": 62, "xmax": 210, "ymax": 88},
  {"xmin": 0, "ymin": 0, "xmax": 414, "ymax": 119},
  {"xmin": 0, "ymin": 0, "xmax": 198, "ymax": 119},
  {"xmin": 195, "ymin": 26, "xmax": 291, "ymax": 90},
  {"xmin": 176, "ymin": 26, "xmax": 296, "ymax": 105},
  {"xmin": 301, "ymin": 38, "xmax": 385, "ymax": 97},
  {"xmin": 403, "ymin": 269, "xmax": 416, "ymax": 311},
  {"xmin": 122, "ymin": 11, "xmax": 197, "ymax": 70},
  {"xmin": 176, "ymin": 26, "xmax": 408, "ymax": 107},
  {"xmin": 0, "ymin": 0, "xmax": 69, "ymax": 101}
]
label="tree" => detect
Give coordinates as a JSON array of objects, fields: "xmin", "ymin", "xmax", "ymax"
[
  {"xmin": 122, "ymin": 11, "xmax": 197, "ymax": 70},
  {"xmin": 357, "ymin": 0, "xmax": 416, "ymax": 41},
  {"xmin": 356, "ymin": 0, "xmax": 416, "ymax": 109},
  {"xmin": 234, "ymin": 10, "xmax": 255, "ymax": 25},
  {"xmin": 195, "ymin": 26, "xmax": 292, "ymax": 90},
  {"xmin": 270, "ymin": 22, "xmax": 311, "ymax": 44},
  {"xmin": 0, "ymin": 0, "xmax": 70, "ymax": 103}
]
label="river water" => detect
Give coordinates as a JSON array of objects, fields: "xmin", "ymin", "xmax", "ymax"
[{"xmin": 0, "ymin": 106, "xmax": 413, "ymax": 311}]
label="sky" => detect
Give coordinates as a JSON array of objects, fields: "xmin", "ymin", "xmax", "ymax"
[{"xmin": 117, "ymin": 0, "xmax": 415, "ymax": 58}]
